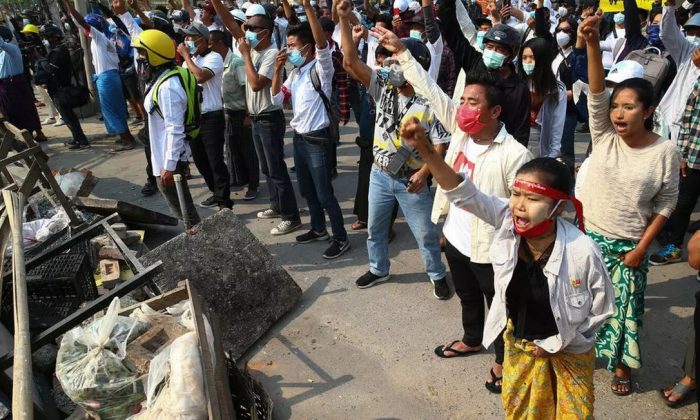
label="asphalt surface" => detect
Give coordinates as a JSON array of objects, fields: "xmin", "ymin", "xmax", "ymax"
[{"xmin": 38, "ymin": 107, "xmax": 699, "ymax": 419}]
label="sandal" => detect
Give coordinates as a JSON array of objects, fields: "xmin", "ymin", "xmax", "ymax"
[
  {"xmin": 434, "ymin": 340, "xmax": 481, "ymax": 359},
  {"xmin": 351, "ymin": 220, "xmax": 367, "ymax": 230},
  {"xmin": 485, "ymin": 368, "xmax": 502, "ymax": 394},
  {"xmin": 659, "ymin": 382, "xmax": 696, "ymax": 408},
  {"xmin": 611, "ymin": 374, "xmax": 633, "ymax": 396}
]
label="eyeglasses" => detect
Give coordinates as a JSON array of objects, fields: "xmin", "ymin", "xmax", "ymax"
[
  {"xmin": 243, "ymin": 24, "xmax": 266, "ymax": 32},
  {"xmin": 555, "ymin": 27, "xmax": 572, "ymax": 33}
]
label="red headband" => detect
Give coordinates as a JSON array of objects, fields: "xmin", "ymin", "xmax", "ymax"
[{"xmin": 513, "ymin": 179, "xmax": 585, "ymax": 232}]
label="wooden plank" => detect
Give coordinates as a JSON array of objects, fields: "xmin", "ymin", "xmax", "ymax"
[
  {"xmin": 32, "ymin": 157, "xmax": 82, "ymax": 227},
  {"xmin": 103, "ymin": 222, "xmax": 146, "ymax": 273},
  {"xmin": 18, "ymin": 163, "xmax": 41, "ymax": 198},
  {"xmin": 0, "ymin": 146, "xmax": 41, "ymax": 168},
  {"xmin": 118, "ymin": 286, "xmax": 188, "ymax": 316},
  {"xmin": 0, "ymin": 260, "xmax": 163, "ymax": 371}
]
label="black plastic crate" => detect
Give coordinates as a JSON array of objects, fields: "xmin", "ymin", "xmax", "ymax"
[
  {"xmin": 1, "ymin": 252, "xmax": 97, "ymax": 331},
  {"xmin": 226, "ymin": 355, "xmax": 272, "ymax": 420}
]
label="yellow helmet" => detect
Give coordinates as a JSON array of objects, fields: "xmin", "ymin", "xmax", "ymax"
[
  {"xmin": 21, "ymin": 24, "xmax": 39, "ymax": 35},
  {"xmin": 131, "ymin": 29, "xmax": 175, "ymax": 67}
]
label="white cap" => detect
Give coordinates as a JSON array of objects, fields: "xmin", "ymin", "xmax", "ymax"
[
  {"xmin": 606, "ymin": 60, "xmax": 645, "ymax": 84},
  {"xmin": 231, "ymin": 8, "xmax": 246, "ymax": 22},
  {"xmin": 242, "ymin": 2, "xmax": 252, "ymax": 10},
  {"xmin": 310, "ymin": 0, "xmax": 317, "ymax": 6},
  {"xmin": 393, "ymin": 0, "xmax": 408, "ymax": 12},
  {"xmin": 245, "ymin": 3, "xmax": 267, "ymax": 17},
  {"xmin": 408, "ymin": 1, "xmax": 421, "ymax": 12}
]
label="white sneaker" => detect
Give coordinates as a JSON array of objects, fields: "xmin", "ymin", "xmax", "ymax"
[
  {"xmin": 270, "ymin": 220, "xmax": 301, "ymax": 235},
  {"xmin": 53, "ymin": 119, "xmax": 65, "ymax": 127},
  {"xmin": 42, "ymin": 117, "xmax": 55, "ymax": 125},
  {"xmin": 257, "ymin": 208, "xmax": 281, "ymax": 219}
]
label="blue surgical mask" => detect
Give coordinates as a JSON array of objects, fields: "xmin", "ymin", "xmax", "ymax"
[
  {"xmin": 522, "ymin": 62, "xmax": 535, "ymax": 75},
  {"xmin": 245, "ymin": 30, "xmax": 260, "ymax": 48},
  {"xmin": 298, "ymin": 15, "xmax": 308, "ymax": 22},
  {"xmin": 613, "ymin": 13, "xmax": 625, "ymax": 24},
  {"xmin": 647, "ymin": 24, "xmax": 663, "ymax": 48},
  {"xmin": 22, "ymin": 18, "xmax": 30, "ymax": 26},
  {"xmin": 409, "ymin": 29, "xmax": 423, "ymax": 40},
  {"xmin": 377, "ymin": 67, "xmax": 389, "ymax": 79},
  {"xmin": 482, "ymin": 48, "xmax": 506, "ymax": 69},
  {"xmin": 185, "ymin": 40, "xmax": 197, "ymax": 54},
  {"xmin": 476, "ymin": 31, "xmax": 486, "ymax": 49},
  {"xmin": 287, "ymin": 47, "xmax": 306, "ymax": 67}
]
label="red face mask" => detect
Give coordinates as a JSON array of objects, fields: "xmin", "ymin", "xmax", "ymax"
[
  {"xmin": 456, "ymin": 105, "xmax": 486, "ymax": 135},
  {"xmin": 511, "ymin": 178, "xmax": 586, "ymax": 238}
]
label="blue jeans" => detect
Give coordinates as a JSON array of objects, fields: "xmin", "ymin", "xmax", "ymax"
[
  {"xmin": 367, "ymin": 165, "xmax": 446, "ymax": 280},
  {"xmin": 251, "ymin": 111, "xmax": 300, "ymax": 221},
  {"xmin": 293, "ymin": 131, "xmax": 347, "ymax": 241}
]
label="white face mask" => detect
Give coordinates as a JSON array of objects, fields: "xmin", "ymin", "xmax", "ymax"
[
  {"xmin": 557, "ymin": 6, "xmax": 568, "ymax": 17},
  {"xmin": 556, "ymin": 31, "xmax": 571, "ymax": 47}
]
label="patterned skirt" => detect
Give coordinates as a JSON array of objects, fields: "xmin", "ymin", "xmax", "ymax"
[
  {"xmin": 588, "ymin": 229, "xmax": 648, "ymax": 371},
  {"xmin": 502, "ymin": 323, "xmax": 595, "ymax": 419}
]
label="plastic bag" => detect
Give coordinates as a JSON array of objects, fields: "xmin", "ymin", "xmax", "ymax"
[
  {"xmin": 56, "ymin": 298, "xmax": 150, "ymax": 420},
  {"xmin": 130, "ymin": 332, "xmax": 207, "ymax": 420}
]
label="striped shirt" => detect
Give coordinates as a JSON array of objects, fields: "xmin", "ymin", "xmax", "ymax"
[{"xmin": 678, "ymin": 78, "xmax": 700, "ymax": 170}]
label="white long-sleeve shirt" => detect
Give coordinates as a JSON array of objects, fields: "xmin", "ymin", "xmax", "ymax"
[
  {"xmin": 658, "ymin": 5, "xmax": 700, "ymax": 141},
  {"xmin": 272, "ymin": 45, "xmax": 334, "ymax": 135},
  {"xmin": 444, "ymin": 178, "xmax": 615, "ymax": 354},
  {"xmin": 144, "ymin": 72, "xmax": 190, "ymax": 175}
]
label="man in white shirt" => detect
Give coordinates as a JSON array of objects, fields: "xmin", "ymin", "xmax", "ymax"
[
  {"xmin": 211, "ymin": 0, "xmax": 302, "ymax": 235},
  {"xmin": 132, "ymin": 29, "xmax": 200, "ymax": 227},
  {"xmin": 63, "ymin": 1, "xmax": 136, "ymax": 151},
  {"xmin": 271, "ymin": 0, "xmax": 350, "ymax": 259},
  {"xmin": 177, "ymin": 22, "xmax": 232, "ymax": 210}
]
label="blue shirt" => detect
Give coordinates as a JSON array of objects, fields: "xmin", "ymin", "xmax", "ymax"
[{"xmin": 0, "ymin": 38, "xmax": 24, "ymax": 78}]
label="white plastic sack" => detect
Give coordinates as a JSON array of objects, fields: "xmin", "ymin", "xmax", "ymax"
[
  {"xmin": 131, "ymin": 332, "xmax": 207, "ymax": 420},
  {"xmin": 55, "ymin": 298, "xmax": 149, "ymax": 420},
  {"xmin": 55, "ymin": 171, "xmax": 87, "ymax": 197}
]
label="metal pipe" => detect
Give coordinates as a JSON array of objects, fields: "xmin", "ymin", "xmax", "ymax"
[{"xmin": 173, "ymin": 174, "xmax": 190, "ymax": 229}]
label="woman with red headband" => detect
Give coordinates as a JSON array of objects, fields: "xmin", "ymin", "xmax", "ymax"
[
  {"xmin": 400, "ymin": 115, "xmax": 615, "ymax": 417},
  {"xmin": 578, "ymin": 16, "xmax": 680, "ymax": 396}
]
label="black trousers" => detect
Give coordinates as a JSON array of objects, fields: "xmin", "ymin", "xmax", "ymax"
[
  {"xmin": 695, "ymin": 290, "xmax": 699, "ymax": 416},
  {"xmin": 190, "ymin": 110, "xmax": 232, "ymax": 208},
  {"xmin": 445, "ymin": 238, "xmax": 504, "ymax": 365},
  {"xmin": 50, "ymin": 91, "xmax": 88, "ymax": 145},
  {"xmin": 225, "ymin": 109, "xmax": 259, "ymax": 190},
  {"xmin": 668, "ymin": 167, "xmax": 700, "ymax": 247}
]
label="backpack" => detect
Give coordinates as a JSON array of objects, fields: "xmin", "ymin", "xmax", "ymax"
[
  {"xmin": 310, "ymin": 66, "xmax": 340, "ymax": 143},
  {"xmin": 623, "ymin": 47, "xmax": 673, "ymax": 103},
  {"xmin": 150, "ymin": 67, "xmax": 203, "ymax": 139}
]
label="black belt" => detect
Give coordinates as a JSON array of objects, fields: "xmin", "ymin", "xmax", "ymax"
[
  {"xmin": 250, "ymin": 110, "xmax": 283, "ymax": 122},
  {"xmin": 201, "ymin": 110, "xmax": 224, "ymax": 119},
  {"xmin": 374, "ymin": 162, "xmax": 418, "ymax": 180},
  {"xmin": 0, "ymin": 74, "xmax": 25, "ymax": 83}
]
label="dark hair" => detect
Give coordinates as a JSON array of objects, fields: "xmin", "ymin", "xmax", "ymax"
[
  {"xmin": 649, "ymin": 7, "xmax": 662, "ymax": 23},
  {"xmin": 463, "ymin": 73, "xmax": 501, "ymax": 108},
  {"xmin": 516, "ymin": 157, "xmax": 572, "ymax": 195},
  {"xmin": 209, "ymin": 29, "xmax": 227, "ymax": 45},
  {"xmin": 155, "ymin": 5, "xmax": 168, "ymax": 14},
  {"xmin": 319, "ymin": 16, "xmax": 335, "ymax": 34},
  {"xmin": 556, "ymin": 16, "xmax": 578, "ymax": 48},
  {"xmin": 518, "ymin": 37, "xmax": 559, "ymax": 102},
  {"xmin": 287, "ymin": 22, "xmax": 314, "ymax": 46},
  {"xmin": 611, "ymin": 78, "xmax": 655, "ymax": 131},
  {"xmin": 375, "ymin": 45, "xmax": 391, "ymax": 59},
  {"xmin": 374, "ymin": 13, "xmax": 393, "ymax": 28}
]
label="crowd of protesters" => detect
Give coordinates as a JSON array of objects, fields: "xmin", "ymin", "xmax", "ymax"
[{"xmin": 1, "ymin": 0, "xmax": 700, "ymax": 415}]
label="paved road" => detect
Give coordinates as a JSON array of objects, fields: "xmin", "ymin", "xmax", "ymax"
[{"xmin": 39, "ymin": 110, "xmax": 698, "ymax": 419}]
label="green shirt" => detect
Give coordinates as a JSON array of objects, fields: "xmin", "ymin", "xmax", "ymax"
[{"xmin": 222, "ymin": 50, "xmax": 246, "ymax": 112}]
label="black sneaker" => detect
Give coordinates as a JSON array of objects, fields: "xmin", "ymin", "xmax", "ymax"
[
  {"xmin": 141, "ymin": 179, "xmax": 157, "ymax": 196},
  {"xmin": 68, "ymin": 143, "xmax": 91, "ymax": 150},
  {"xmin": 355, "ymin": 271, "xmax": 390, "ymax": 289},
  {"xmin": 431, "ymin": 277, "xmax": 451, "ymax": 300},
  {"xmin": 296, "ymin": 229, "xmax": 329, "ymax": 243},
  {"xmin": 323, "ymin": 239, "xmax": 350, "ymax": 259},
  {"xmin": 199, "ymin": 196, "xmax": 217, "ymax": 208}
]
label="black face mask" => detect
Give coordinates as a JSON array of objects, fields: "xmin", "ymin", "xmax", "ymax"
[{"xmin": 136, "ymin": 57, "xmax": 151, "ymax": 83}]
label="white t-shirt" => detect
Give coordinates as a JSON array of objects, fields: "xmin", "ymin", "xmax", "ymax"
[
  {"xmin": 89, "ymin": 27, "xmax": 119, "ymax": 75},
  {"xmin": 443, "ymin": 138, "xmax": 490, "ymax": 257},
  {"xmin": 602, "ymin": 28, "xmax": 625, "ymax": 70},
  {"xmin": 185, "ymin": 51, "xmax": 224, "ymax": 113}
]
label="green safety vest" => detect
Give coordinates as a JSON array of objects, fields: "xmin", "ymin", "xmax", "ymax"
[{"xmin": 151, "ymin": 67, "xmax": 202, "ymax": 139}]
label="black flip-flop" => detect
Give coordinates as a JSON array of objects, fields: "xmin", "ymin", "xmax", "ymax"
[
  {"xmin": 434, "ymin": 340, "xmax": 481, "ymax": 358},
  {"xmin": 659, "ymin": 383, "xmax": 696, "ymax": 408},
  {"xmin": 485, "ymin": 368, "xmax": 502, "ymax": 394},
  {"xmin": 611, "ymin": 374, "xmax": 633, "ymax": 396},
  {"xmin": 110, "ymin": 144, "xmax": 135, "ymax": 153}
]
